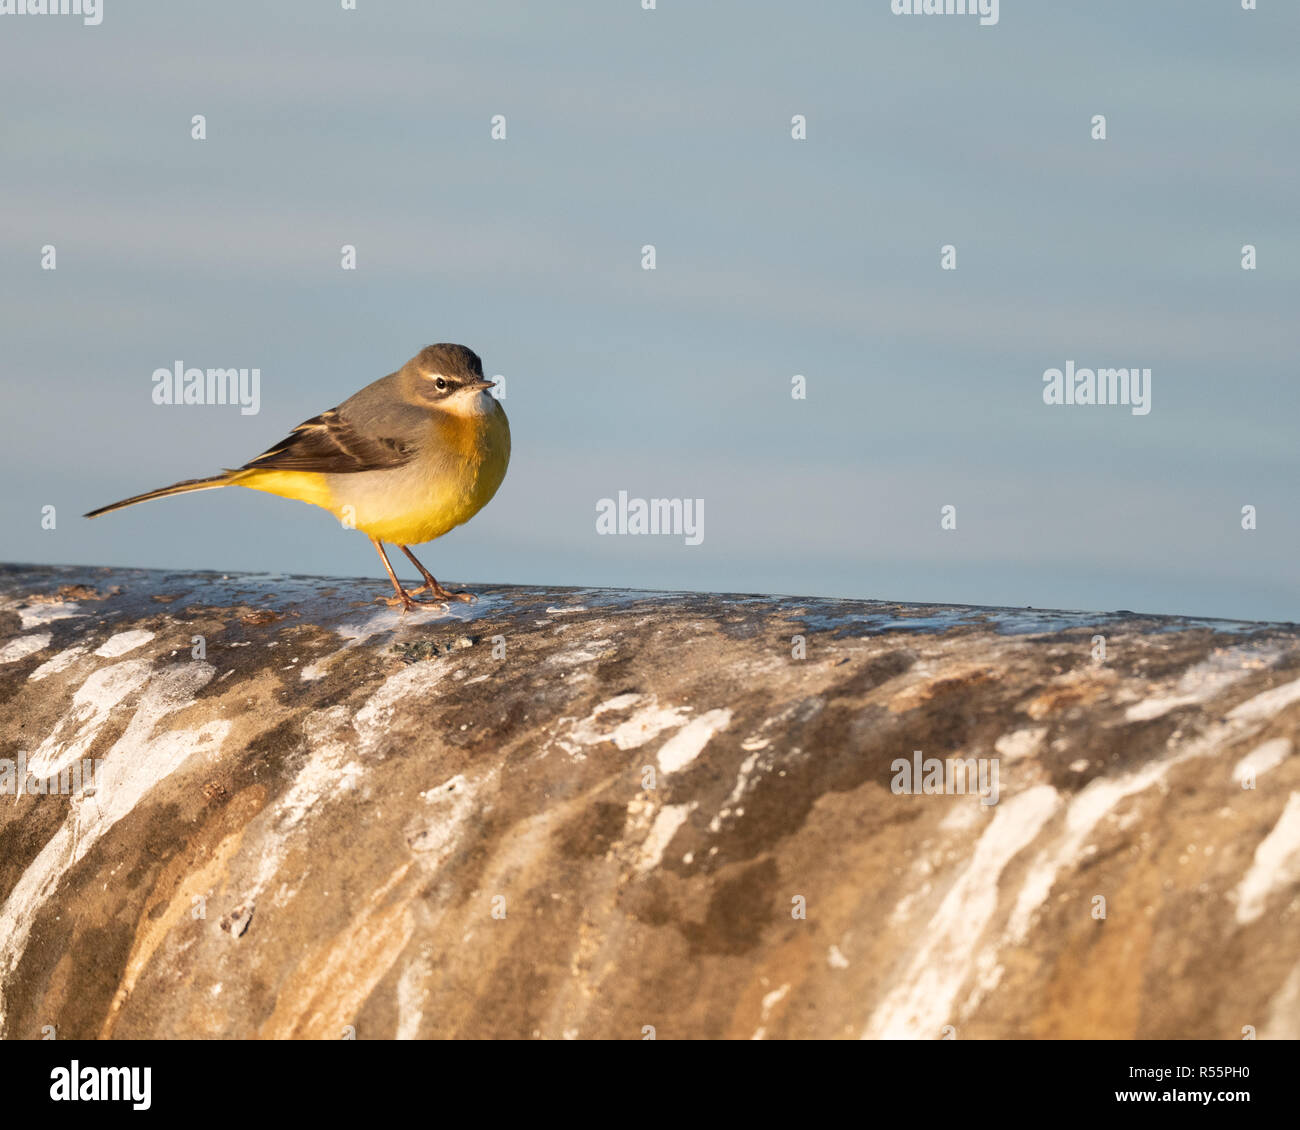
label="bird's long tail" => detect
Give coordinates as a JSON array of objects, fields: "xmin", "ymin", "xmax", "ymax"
[{"xmin": 84, "ymin": 474, "xmax": 233, "ymax": 518}]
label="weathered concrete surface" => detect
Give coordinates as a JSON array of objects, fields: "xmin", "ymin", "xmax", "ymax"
[{"xmin": 1, "ymin": 562, "xmax": 1299, "ymax": 1040}]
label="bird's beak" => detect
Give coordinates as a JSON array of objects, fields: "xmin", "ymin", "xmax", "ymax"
[{"xmin": 468, "ymin": 378, "xmax": 496, "ymax": 392}]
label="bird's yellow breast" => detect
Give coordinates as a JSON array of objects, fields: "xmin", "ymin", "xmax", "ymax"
[{"xmin": 234, "ymin": 398, "xmax": 510, "ymax": 545}]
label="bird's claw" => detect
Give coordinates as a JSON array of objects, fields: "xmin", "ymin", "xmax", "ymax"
[
  {"xmin": 408, "ymin": 583, "xmax": 476, "ymax": 604},
  {"xmin": 377, "ymin": 591, "xmax": 448, "ymax": 614}
]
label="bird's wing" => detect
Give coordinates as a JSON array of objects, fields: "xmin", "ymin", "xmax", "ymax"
[{"xmin": 237, "ymin": 407, "xmax": 417, "ymax": 475}]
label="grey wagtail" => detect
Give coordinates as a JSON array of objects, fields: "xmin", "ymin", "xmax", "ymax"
[{"xmin": 86, "ymin": 344, "xmax": 511, "ymax": 612}]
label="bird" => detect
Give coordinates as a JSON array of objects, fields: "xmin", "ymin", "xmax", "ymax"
[{"xmin": 85, "ymin": 344, "xmax": 511, "ymax": 612}]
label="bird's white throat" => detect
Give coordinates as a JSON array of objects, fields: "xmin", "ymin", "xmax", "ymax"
[{"xmin": 442, "ymin": 388, "xmax": 497, "ymax": 418}]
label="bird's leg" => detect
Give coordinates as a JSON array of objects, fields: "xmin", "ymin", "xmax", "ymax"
[
  {"xmin": 400, "ymin": 545, "xmax": 476, "ymax": 603},
  {"xmin": 371, "ymin": 538, "xmax": 426, "ymax": 612}
]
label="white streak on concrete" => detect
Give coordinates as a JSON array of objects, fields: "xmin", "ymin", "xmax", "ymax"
[
  {"xmin": 1125, "ymin": 695, "xmax": 1194, "ymax": 722},
  {"xmin": 1002, "ymin": 685, "xmax": 1295, "ymax": 954},
  {"xmin": 658, "ymin": 709, "xmax": 732, "ymax": 774},
  {"xmin": 1261, "ymin": 962, "xmax": 1300, "ymax": 1040},
  {"xmin": 1227, "ymin": 677, "xmax": 1300, "ymax": 723},
  {"xmin": 1006, "ymin": 762, "xmax": 1170, "ymax": 946},
  {"xmin": 548, "ymin": 642, "xmax": 615, "ymax": 666},
  {"xmin": 247, "ymin": 663, "xmax": 452, "ymax": 902},
  {"xmin": 939, "ymin": 803, "xmax": 981, "ymax": 831},
  {"xmin": 0, "ymin": 633, "xmax": 50, "ymax": 664},
  {"xmin": 1126, "ymin": 670, "xmax": 1247, "ymax": 721},
  {"xmin": 272, "ymin": 707, "xmax": 365, "ymax": 835},
  {"xmin": 709, "ymin": 749, "xmax": 768, "ymax": 832},
  {"xmin": 352, "ymin": 660, "xmax": 447, "ymax": 745},
  {"xmin": 93, "ymin": 630, "xmax": 155, "ymax": 658},
  {"xmin": 28, "ymin": 645, "xmax": 88, "ymax": 681},
  {"xmin": 395, "ymin": 955, "xmax": 431, "ymax": 1040},
  {"xmin": 752, "ymin": 983, "xmax": 790, "ymax": 1039},
  {"xmin": 636, "ymin": 803, "xmax": 695, "ymax": 873},
  {"xmin": 408, "ymin": 773, "xmax": 479, "ymax": 862},
  {"xmin": 0, "ymin": 664, "xmax": 228, "ymax": 1032},
  {"xmin": 566, "ymin": 694, "xmax": 690, "ymax": 753},
  {"xmin": 1236, "ymin": 793, "xmax": 1300, "ymax": 925},
  {"xmin": 26, "ymin": 660, "xmax": 153, "ymax": 779},
  {"xmin": 13, "ymin": 602, "xmax": 84, "ymax": 630},
  {"xmin": 994, "ymin": 727, "xmax": 1046, "ymax": 761},
  {"xmin": 725, "ymin": 752, "xmax": 762, "ymax": 804},
  {"xmin": 1125, "ymin": 646, "xmax": 1279, "ymax": 722},
  {"xmin": 862, "ymin": 785, "xmax": 1059, "ymax": 1039},
  {"xmin": 1233, "ymin": 738, "xmax": 1292, "ymax": 785}
]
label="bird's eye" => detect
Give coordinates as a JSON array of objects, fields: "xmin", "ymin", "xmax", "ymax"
[{"xmin": 434, "ymin": 377, "xmax": 447, "ymax": 390}]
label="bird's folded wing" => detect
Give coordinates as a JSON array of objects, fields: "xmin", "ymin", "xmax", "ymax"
[{"xmin": 236, "ymin": 408, "xmax": 417, "ymax": 474}]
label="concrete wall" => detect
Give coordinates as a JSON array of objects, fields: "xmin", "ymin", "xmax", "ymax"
[{"xmin": 1, "ymin": 564, "xmax": 1298, "ymax": 1039}]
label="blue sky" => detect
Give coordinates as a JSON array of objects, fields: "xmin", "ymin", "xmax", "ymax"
[{"xmin": 2, "ymin": 0, "xmax": 1297, "ymax": 620}]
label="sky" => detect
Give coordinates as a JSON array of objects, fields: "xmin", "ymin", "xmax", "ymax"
[{"xmin": 1, "ymin": 0, "xmax": 1297, "ymax": 621}]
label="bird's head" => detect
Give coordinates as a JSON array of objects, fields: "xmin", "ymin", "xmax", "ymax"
[{"xmin": 403, "ymin": 343, "xmax": 496, "ymax": 412}]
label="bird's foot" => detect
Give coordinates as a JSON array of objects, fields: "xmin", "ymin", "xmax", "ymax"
[
  {"xmin": 408, "ymin": 583, "xmax": 476, "ymax": 604},
  {"xmin": 376, "ymin": 590, "xmax": 447, "ymax": 614}
]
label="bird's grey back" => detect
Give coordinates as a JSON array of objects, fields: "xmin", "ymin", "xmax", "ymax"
[{"xmin": 337, "ymin": 371, "xmax": 429, "ymax": 442}]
